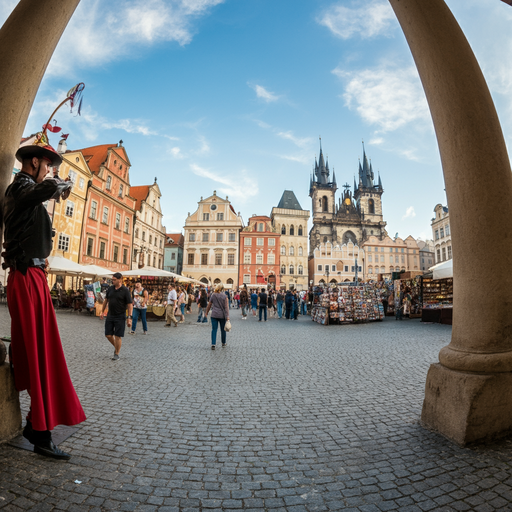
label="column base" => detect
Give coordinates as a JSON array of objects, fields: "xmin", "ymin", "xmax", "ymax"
[
  {"xmin": 0, "ymin": 362, "xmax": 21, "ymax": 443},
  {"xmin": 421, "ymin": 363, "xmax": 512, "ymax": 446}
]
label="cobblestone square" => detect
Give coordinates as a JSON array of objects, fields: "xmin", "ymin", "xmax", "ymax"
[{"xmin": 1, "ymin": 307, "xmax": 512, "ymax": 511}]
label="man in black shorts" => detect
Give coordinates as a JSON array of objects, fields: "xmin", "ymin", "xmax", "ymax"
[{"xmin": 101, "ymin": 272, "xmax": 132, "ymax": 361}]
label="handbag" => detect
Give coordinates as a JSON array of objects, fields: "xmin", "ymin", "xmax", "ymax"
[{"xmin": 224, "ymin": 319, "xmax": 232, "ymax": 332}]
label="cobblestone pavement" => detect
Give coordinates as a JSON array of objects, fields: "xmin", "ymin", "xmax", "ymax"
[{"xmin": 2, "ymin": 306, "xmax": 512, "ymax": 512}]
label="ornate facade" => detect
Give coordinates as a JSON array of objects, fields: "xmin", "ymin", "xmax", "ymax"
[{"xmin": 309, "ymin": 143, "xmax": 387, "ymax": 254}]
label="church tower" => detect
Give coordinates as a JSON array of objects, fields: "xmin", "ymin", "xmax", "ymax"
[{"xmin": 309, "ymin": 139, "xmax": 337, "ymax": 252}]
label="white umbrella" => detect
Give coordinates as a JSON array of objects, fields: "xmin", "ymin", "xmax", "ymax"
[
  {"xmin": 81, "ymin": 264, "xmax": 114, "ymax": 277},
  {"xmin": 429, "ymin": 259, "xmax": 453, "ymax": 280},
  {"xmin": 47, "ymin": 255, "xmax": 87, "ymax": 275},
  {"xmin": 121, "ymin": 267, "xmax": 177, "ymax": 278}
]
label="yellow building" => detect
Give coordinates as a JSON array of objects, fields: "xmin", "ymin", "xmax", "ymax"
[{"xmin": 49, "ymin": 145, "xmax": 93, "ymax": 288}]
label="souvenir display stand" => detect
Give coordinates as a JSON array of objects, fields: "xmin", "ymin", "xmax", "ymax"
[
  {"xmin": 421, "ymin": 277, "xmax": 453, "ymax": 324},
  {"xmin": 123, "ymin": 276, "xmax": 172, "ymax": 320},
  {"xmin": 311, "ymin": 284, "xmax": 384, "ymax": 325},
  {"xmin": 393, "ymin": 277, "xmax": 422, "ymax": 318}
]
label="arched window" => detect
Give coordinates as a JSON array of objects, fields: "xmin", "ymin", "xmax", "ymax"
[
  {"xmin": 214, "ymin": 278, "xmax": 221, "ymax": 284},
  {"xmin": 290, "ymin": 225, "xmax": 295, "ymax": 236},
  {"xmin": 298, "ymin": 225, "xmax": 303, "ymax": 236},
  {"xmin": 289, "ymin": 246, "xmax": 295, "ymax": 255},
  {"xmin": 227, "ymin": 278, "xmax": 233, "ymax": 284},
  {"xmin": 289, "ymin": 265, "xmax": 294, "ymax": 275},
  {"xmin": 369, "ymin": 267, "xmax": 373, "ymax": 274},
  {"xmin": 369, "ymin": 199, "xmax": 375, "ymax": 214},
  {"xmin": 381, "ymin": 266, "xmax": 385, "ymax": 274},
  {"xmin": 298, "ymin": 247, "xmax": 303, "ymax": 256},
  {"xmin": 322, "ymin": 196, "xmax": 328, "ymax": 212},
  {"xmin": 298, "ymin": 265, "xmax": 303, "ymax": 275},
  {"xmin": 281, "ymin": 245, "xmax": 286, "ymax": 255},
  {"xmin": 281, "ymin": 225, "xmax": 286, "ymax": 235},
  {"xmin": 281, "ymin": 264, "xmax": 286, "ymax": 275}
]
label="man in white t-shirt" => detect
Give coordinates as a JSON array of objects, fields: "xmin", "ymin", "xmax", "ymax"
[{"xmin": 165, "ymin": 283, "xmax": 178, "ymax": 327}]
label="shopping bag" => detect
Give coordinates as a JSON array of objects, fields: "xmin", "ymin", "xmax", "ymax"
[{"xmin": 225, "ymin": 319, "xmax": 232, "ymax": 332}]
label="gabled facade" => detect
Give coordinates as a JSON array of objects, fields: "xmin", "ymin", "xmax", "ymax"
[
  {"xmin": 131, "ymin": 180, "xmax": 166, "ymax": 270},
  {"xmin": 182, "ymin": 191, "xmax": 243, "ymax": 288},
  {"xmin": 309, "ymin": 142, "xmax": 387, "ymax": 254},
  {"xmin": 271, "ymin": 191, "xmax": 309, "ymax": 290},
  {"xmin": 239, "ymin": 215, "xmax": 280, "ymax": 289},
  {"xmin": 431, "ymin": 204, "xmax": 452, "ymax": 263},
  {"xmin": 164, "ymin": 233, "xmax": 184, "ymax": 274},
  {"xmin": 78, "ymin": 141, "xmax": 136, "ymax": 271}
]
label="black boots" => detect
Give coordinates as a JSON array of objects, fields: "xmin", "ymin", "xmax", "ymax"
[{"xmin": 23, "ymin": 420, "xmax": 71, "ymax": 460}]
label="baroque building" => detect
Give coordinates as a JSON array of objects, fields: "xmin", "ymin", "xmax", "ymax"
[
  {"xmin": 270, "ymin": 191, "xmax": 309, "ymax": 291},
  {"xmin": 431, "ymin": 204, "xmax": 452, "ymax": 263},
  {"xmin": 309, "ymin": 143, "xmax": 387, "ymax": 254}
]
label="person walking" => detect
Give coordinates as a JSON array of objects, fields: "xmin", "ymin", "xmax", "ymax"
[
  {"xmin": 130, "ymin": 280, "xmax": 149, "ymax": 335},
  {"xmin": 268, "ymin": 291, "xmax": 275, "ymax": 317},
  {"xmin": 258, "ymin": 287, "xmax": 268, "ymax": 322},
  {"xmin": 101, "ymin": 272, "xmax": 133, "ymax": 361},
  {"xmin": 285, "ymin": 290, "xmax": 293, "ymax": 319},
  {"xmin": 205, "ymin": 283, "xmax": 230, "ymax": 350},
  {"xmin": 165, "ymin": 283, "xmax": 179, "ymax": 327},
  {"xmin": 197, "ymin": 288, "xmax": 208, "ymax": 323},
  {"xmin": 176, "ymin": 286, "xmax": 186, "ymax": 323},
  {"xmin": 240, "ymin": 286, "xmax": 249, "ymax": 319},
  {"xmin": 276, "ymin": 290, "xmax": 284, "ymax": 319},
  {"xmin": 292, "ymin": 290, "xmax": 299, "ymax": 320},
  {"xmin": 300, "ymin": 290, "xmax": 308, "ymax": 315},
  {"xmin": 4, "ymin": 137, "xmax": 86, "ymax": 460},
  {"xmin": 250, "ymin": 289, "xmax": 258, "ymax": 316}
]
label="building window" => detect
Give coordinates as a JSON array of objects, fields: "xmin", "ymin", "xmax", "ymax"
[
  {"xmin": 149, "ymin": 234, "xmax": 152, "ymax": 245},
  {"xmin": 256, "ymin": 254, "xmax": 263, "ymax": 264},
  {"xmin": 188, "ymin": 253, "xmax": 195, "ymax": 265},
  {"xmin": 281, "ymin": 246, "xmax": 286, "ymax": 255},
  {"xmin": 228, "ymin": 254, "xmax": 235, "ymax": 265},
  {"xmin": 257, "ymin": 238, "xmax": 264, "ymax": 246},
  {"xmin": 281, "ymin": 264, "xmax": 286, "ymax": 274},
  {"xmin": 106, "ymin": 176, "xmax": 112, "ymax": 190},
  {"xmin": 435, "ymin": 230, "xmax": 439, "ymax": 240},
  {"xmin": 215, "ymin": 253, "xmax": 222, "ymax": 265},
  {"xmin": 390, "ymin": 255, "xmax": 393, "ymax": 262},
  {"xmin": 189, "ymin": 233, "xmax": 196, "ymax": 242},
  {"xmin": 243, "ymin": 274, "xmax": 251, "ymax": 284},
  {"xmin": 133, "ymin": 248, "xmax": 137, "ymax": 262},
  {"xmin": 289, "ymin": 246, "xmax": 295, "ymax": 256},
  {"xmin": 268, "ymin": 238, "xmax": 275, "ymax": 246},
  {"xmin": 65, "ymin": 200, "xmax": 74, "ymax": 217},
  {"xmin": 115, "ymin": 213, "xmax": 121, "ymax": 230},
  {"xmin": 99, "ymin": 241, "xmax": 106, "ymax": 259},
  {"xmin": 90, "ymin": 200, "xmax": 98, "ymax": 220},
  {"xmin": 289, "ymin": 265, "xmax": 294, "ymax": 274},
  {"xmin": 317, "ymin": 265, "xmax": 322, "ymax": 271},
  {"xmin": 228, "ymin": 233, "xmax": 236, "ymax": 242},
  {"xmin": 102, "ymin": 207, "xmax": 109, "ymax": 224},
  {"xmin": 203, "ymin": 213, "xmax": 209, "ymax": 221},
  {"xmin": 119, "ymin": 184, "xmax": 123, "ymax": 198},
  {"xmin": 437, "ymin": 249, "xmax": 441, "ymax": 262},
  {"xmin": 369, "ymin": 267, "xmax": 373, "ymax": 274},
  {"xmin": 380, "ymin": 255, "xmax": 385, "ymax": 263},
  {"xmin": 345, "ymin": 266, "xmax": 349, "ymax": 272},
  {"xmin": 369, "ymin": 255, "xmax": 372, "ymax": 263},
  {"xmin": 244, "ymin": 254, "xmax": 251, "ymax": 264},
  {"xmin": 401, "ymin": 248, "xmax": 404, "ymax": 253},
  {"xmin": 202, "ymin": 232, "xmax": 209, "ymax": 242},
  {"xmin": 440, "ymin": 227, "xmax": 444, "ymax": 238},
  {"xmin": 57, "ymin": 234, "xmax": 70, "ymax": 252},
  {"xmin": 298, "ymin": 246, "xmax": 303, "ymax": 256},
  {"xmin": 244, "ymin": 238, "xmax": 252, "ymax": 246},
  {"xmin": 401, "ymin": 256, "xmax": 405, "ymax": 263},
  {"xmin": 332, "ymin": 265, "xmax": 336, "ymax": 272},
  {"xmin": 298, "ymin": 265, "xmax": 303, "ymax": 275},
  {"xmin": 217, "ymin": 213, "xmax": 224, "ymax": 221},
  {"xmin": 298, "ymin": 226, "xmax": 303, "ymax": 236},
  {"xmin": 395, "ymin": 256, "xmax": 399, "ymax": 264},
  {"xmin": 113, "ymin": 245, "xmax": 119, "ymax": 262},
  {"xmin": 68, "ymin": 170, "xmax": 77, "ymax": 184},
  {"xmin": 201, "ymin": 253, "xmax": 208, "ymax": 265},
  {"xmin": 171, "ymin": 253, "xmax": 176, "ymax": 260},
  {"xmin": 258, "ymin": 223, "xmax": 263, "ymax": 232},
  {"xmin": 447, "ymin": 246, "xmax": 452, "ymax": 259},
  {"xmin": 86, "ymin": 237, "xmax": 94, "ymax": 256},
  {"xmin": 135, "ymin": 228, "xmax": 139, "ymax": 239},
  {"xmin": 281, "ymin": 225, "xmax": 286, "ymax": 235},
  {"xmin": 290, "ymin": 225, "xmax": 295, "ymax": 236},
  {"xmin": 123, "ymin": 248, "xmax": 128, "ymax": 265},
  {"xmin": 368, "ymin": 199, "xmax": 375, "ymax": 214},
  {"xmin": 142, "ymin": 231, "xmax": 146, "ymax": 242},
  {"xmin": 79, "ymin": 177, "xmax": 85, "ymax": 190},
  {"xmin": 125, "ymin": 218, "xmax": 130, "ymax": 233},
  {"xmin": 268, "ymin": 254, "xmax": 275, "ymax": 264},
  {"xmin": 216, "ymin": 233, "xmax": 223, "ymax": 242},
  {"xmin": 445, "ymin": 224, "xmax": 450, "ymax": 236}
]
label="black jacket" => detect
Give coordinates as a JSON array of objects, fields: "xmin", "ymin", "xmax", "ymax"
[{"xmin": 2, "ymin": 172, "xmax": 72, "ymax": 272}]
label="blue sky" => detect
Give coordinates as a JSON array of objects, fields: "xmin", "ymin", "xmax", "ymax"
[{"xmin": 2, "ymin": 0, "xmax": 512, "ymax": 241}]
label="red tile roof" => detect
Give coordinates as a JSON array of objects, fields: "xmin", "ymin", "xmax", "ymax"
[
  {"xmin": 130, "ymin": 186, "xmax": 150, "ymax": 211},
  {"xmin": 76, "ymin": 144, "xmax": 117, "ymax": 174},
  {"xmin": 165, "ymin": 233, "xmax": 184, "ymax": 248}
]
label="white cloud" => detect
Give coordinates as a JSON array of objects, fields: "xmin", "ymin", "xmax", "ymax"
[
  {"xmin": 250, "ymin": 84, "xmax": 280, "ymax": 103},
  {"xmin": 197, "ymin": 135, "xmax": 210, "ymax": 154},
  {"xmin": 190, "ymin": 163, "xmax": 259, "ymax": 201},
  {"xmin": 369, "ymin": 137, "xmax": 384, "ymax": 146},
  {"xmin": 276, "ymin": 131, "xmax": 313, "ymax": 148},
  {"xmin": 0, "ymin": 0, "xmax": 225, "ymax": 77},
  {"xmin": 317, "ymin": 0, "xmax": 396, "ymax": 40},
  {"xmin": 279, "ymin": 154, "xmax": 311, "ymax": 165},
  {"xmin": 402, "ymin": 206, "xmax": 416, "ymax": 220},
  {"xmin": 334, "ymin": 65, "xmax": 430, "ymax": 132},
  {"xmin": 170, "ymin": 147, "xmax": 184, "ymax": 159}
]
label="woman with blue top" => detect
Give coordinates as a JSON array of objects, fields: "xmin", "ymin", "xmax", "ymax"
[{"xmin": 250, "ymin": 289, "xmax": 258, "ymax": 317}]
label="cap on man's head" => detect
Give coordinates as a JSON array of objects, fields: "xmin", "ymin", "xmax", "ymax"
[{"xmin": 112, "ymin": 272, "xmax": 123, "ymax": 279}]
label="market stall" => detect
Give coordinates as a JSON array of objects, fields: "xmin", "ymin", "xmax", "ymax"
[
  {"xmin": 421, "ymin": 276, "xmax": 453, "ymax": 324},
  {"xmin": 311, "ymin": 283, "xmax": 384, "ymax": 325},
  {"xmin": 392, "ymin": 276, "xmax": 423, "ymax": 318}
]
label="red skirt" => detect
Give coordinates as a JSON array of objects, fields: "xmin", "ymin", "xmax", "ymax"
[{"xmin": 7, "ymin": 267, "xmax": 86, "ymax": 431}]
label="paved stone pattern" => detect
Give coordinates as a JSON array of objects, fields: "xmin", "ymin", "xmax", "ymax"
[{"xmin": 2, "ymin": 306, "xmax": 512, "ymax": 511}]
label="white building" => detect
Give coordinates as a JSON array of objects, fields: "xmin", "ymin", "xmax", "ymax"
[{"xmin": 431, "ymin": 204, "xmax": 452, "ymax": 263}]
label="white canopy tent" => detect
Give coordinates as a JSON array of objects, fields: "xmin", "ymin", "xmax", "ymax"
[
  {"xmin": 429, "ymin": 259, "xmax": 453, "ymax": 280},
  {"xmin": 47, "ymin": 256, "xmax": 88, "ymax": 275},
  {"xmin": 121, "ymin": 267, "xmax": 178, "ymax": 278},
  {"xmin": 81, "ymin": 264, "xmax": 114, "ymax": 278}
]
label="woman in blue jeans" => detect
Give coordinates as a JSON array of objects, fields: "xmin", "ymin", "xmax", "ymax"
[{"xmin": 205, "ymin": 283, "xmax": 230, "ymax": 350}]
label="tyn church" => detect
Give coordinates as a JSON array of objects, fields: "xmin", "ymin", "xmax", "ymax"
[{"xmin": 309, "ymin": 142, "xmax": 387, "ymax": 255}]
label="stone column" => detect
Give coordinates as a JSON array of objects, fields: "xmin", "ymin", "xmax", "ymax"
[
  {"xmin": 389, "ymin": 0, "xmax": 512, "ymax": 445},
  {"xmin": 0, "ymin": 0, "xmax": 80, "ymax": 441}
]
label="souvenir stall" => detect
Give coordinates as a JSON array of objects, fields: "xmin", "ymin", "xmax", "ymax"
[
  {"xmin": 393, "ymin": 276, "xmax": 422, "ymax": 318},
  {"xmin": 311, "ymin": 284, "xmax": 384, "ymax": 325},
  {"xmin": 421, "ymin": 277, "xmax": 453, "ymax": 324}
]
